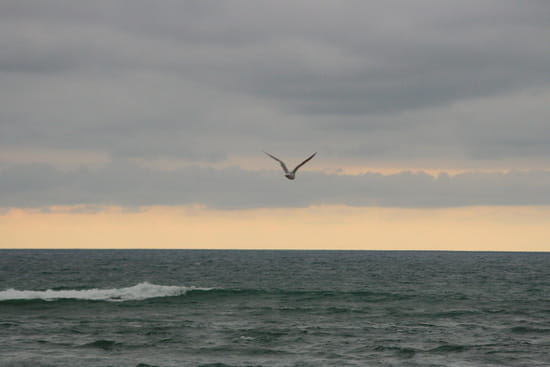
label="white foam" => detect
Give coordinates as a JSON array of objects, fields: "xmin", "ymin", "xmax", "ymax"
[{"xmin": 0, "ymin": 282, "xmax": 210, "ymax": 302}]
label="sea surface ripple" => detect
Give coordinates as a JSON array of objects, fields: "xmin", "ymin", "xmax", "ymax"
[{"xmin": 1, "ymin": 250, "xmax": 549, "ymax": 367}]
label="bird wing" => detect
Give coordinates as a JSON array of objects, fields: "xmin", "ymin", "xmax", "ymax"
[
  {"xmin": 291, "ymin": 152, "xmax": 317, "ymax": 173},
  {"xmin": 264, "ymin": 151, "xmax": 289, "ymax": 173}
]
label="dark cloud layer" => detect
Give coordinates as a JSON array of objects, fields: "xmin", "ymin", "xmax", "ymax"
[
  {"xmin": 1, "ymin": 162, "xmax": 549, "ymax": 209},
  {"xmin": 1, "ymin": 1, "xmax": 549, "ymax": 208}
]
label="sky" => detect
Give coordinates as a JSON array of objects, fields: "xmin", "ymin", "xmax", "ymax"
[{"xmin": 1, "ymin": 0, "xmax": 549, "ymax": 250}]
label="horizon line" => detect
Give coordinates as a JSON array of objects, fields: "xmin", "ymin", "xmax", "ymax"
[{"xmin": 1, "ymin": 248, "xmax": 549, "ymax": 253}]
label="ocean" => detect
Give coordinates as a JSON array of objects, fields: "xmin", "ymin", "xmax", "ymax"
[{"xmin": 0, "ymin": 250, "xmax": 549, "ymax": 367}]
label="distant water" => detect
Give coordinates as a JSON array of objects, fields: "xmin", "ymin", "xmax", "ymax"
[{"xmin": 1, "ymin": 250, "xmax": 549, "ymax": 367}]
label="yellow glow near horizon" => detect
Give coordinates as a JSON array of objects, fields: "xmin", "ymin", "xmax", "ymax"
[{"xmin": 1, "ymin": 205, "xmax": 549, "ymax": 251}]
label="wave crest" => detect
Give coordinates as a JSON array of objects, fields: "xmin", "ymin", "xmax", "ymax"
[{"xmin": 0, "ymin": 282, "xmax": 211, "ymax": 302}]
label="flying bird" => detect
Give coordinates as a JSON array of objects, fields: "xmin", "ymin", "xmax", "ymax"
[{"xmin": 264, "ymin": 151, "xmax": 317, "ymax": 180}]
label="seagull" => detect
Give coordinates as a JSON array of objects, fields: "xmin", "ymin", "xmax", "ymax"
[{"xmin": 264, "ymin": 151, "xmax": 317, "ymax": 180}]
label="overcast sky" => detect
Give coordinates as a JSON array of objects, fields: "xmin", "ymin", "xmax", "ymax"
[{"xmin": 1, "ymin": 0, "xmax": 549, "ymax": 209}]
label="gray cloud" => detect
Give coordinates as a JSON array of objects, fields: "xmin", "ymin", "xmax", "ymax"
[
  {"xmin": 1, "ymin": 162, "xmax": 549, "ymax": 209},
  {"xmin": 0, "ymin": 1, "xmax": 549, "ymax": 208}
]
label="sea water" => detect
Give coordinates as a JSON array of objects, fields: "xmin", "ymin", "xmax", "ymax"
[{"xmin": 0, "ymin": 250, "xmax": 549, "ymax": 367}]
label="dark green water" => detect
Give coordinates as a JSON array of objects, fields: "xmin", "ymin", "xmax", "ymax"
[{"xmin": 1, "ymin": 250, "xmax": 549, "ymax": 366}]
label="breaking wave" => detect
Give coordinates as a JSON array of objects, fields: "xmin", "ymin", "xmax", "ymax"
[{"xmin": 0, "ymin": 282, "xmax": 211, "ymax": 302}]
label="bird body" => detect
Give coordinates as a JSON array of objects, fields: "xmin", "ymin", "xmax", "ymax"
[{"xmin": 264, "ymin": 151, "xmax": 316, "ymax": 180}]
